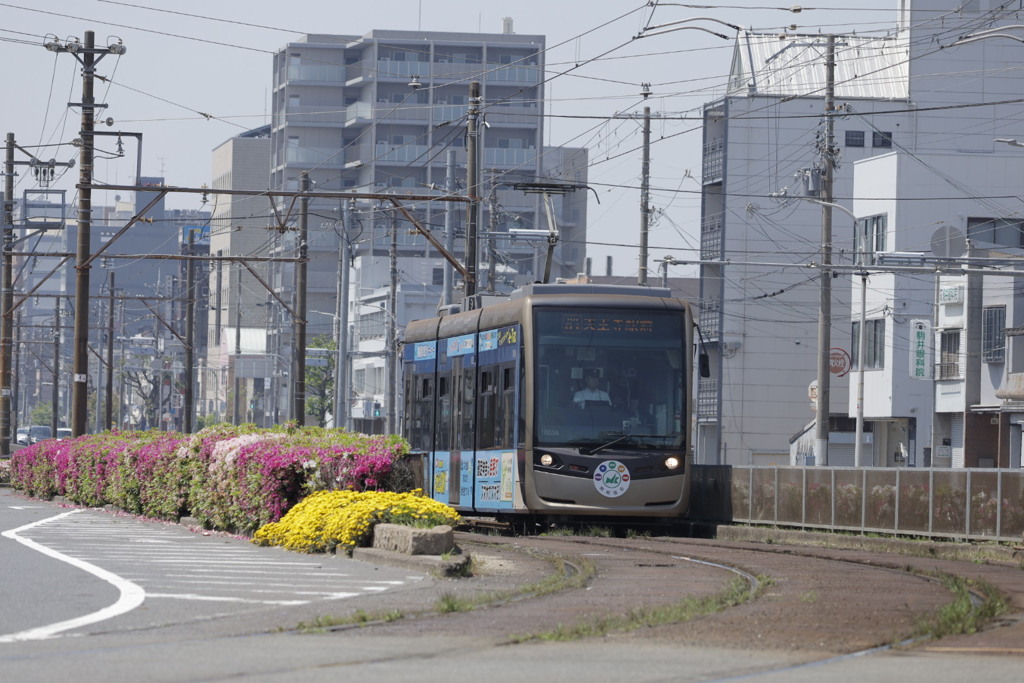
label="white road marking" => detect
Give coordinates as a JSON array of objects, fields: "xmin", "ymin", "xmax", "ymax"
[
  {"xmin": 0, "ymin": 510, "xmax": 146, "ymax": 643},
  {"xmin": 146, "ymin": 593, "xmax": 312, "ymax": 606}
]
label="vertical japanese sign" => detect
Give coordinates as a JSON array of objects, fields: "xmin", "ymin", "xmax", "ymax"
[{"xmin": 910, "ymin": 320, "xmax": 931, "ymax": 379}]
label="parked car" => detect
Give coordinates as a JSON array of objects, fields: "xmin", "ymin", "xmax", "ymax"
[
  {"xmin": 15, "ymin": 427, "xmax": 28, "ymax": 445},
  {"xmin": 28, "ymin": 425, "xmax": 52, "ymax": 444},
  {"xmin": 56, "ymin": 428, "xmax": 72, "ymax": 440}
]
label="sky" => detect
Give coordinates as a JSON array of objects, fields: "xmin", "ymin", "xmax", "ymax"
[{"xmin": 3, "ymin": 0, "xmax": 898, "ymax": 278}]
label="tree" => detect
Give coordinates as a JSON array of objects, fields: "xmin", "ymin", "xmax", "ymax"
[{"xmin": 305, "ymin": 334, "xmax": 335, "ymax": 428}]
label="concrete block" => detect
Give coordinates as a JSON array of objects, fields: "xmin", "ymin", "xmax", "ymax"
[{"xmin": 372, "ymin": 523, "xmax": 455, "ymax": 555}]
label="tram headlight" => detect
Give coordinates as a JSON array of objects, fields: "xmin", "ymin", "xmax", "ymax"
[
  {"xmin": 539, "ymin": 453, "xmax": 554, "ymax": 467},
  {"xmin": 663, "ymin": 456, "xmax": 681, "ymax": 470}
]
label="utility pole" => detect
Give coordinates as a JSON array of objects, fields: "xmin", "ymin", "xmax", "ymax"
[
  {"xmin": 52, "ymin": 304, "xmax": 60, "ymax": 436},
  {"xmin": 464, "ymin": 81, "xmax": 481, "ymax": 301},
  {"xmin": 45, "ymin": 31, "xmax": 126, "ymax": 437},
  {"xmin": 3, "ymin": 133, "xmax": 73, "ymax": 452},
  {"xmin": 233, "ymin": 269, "xmax": 241, "ymax": 425},
  {"xmin": 638, "ymin": 104, "xmax": 651, "ymax": 286},
  {"xmin": 442, "ymin": 150, "xmax": 456, "ymax": 307},
  {"xmin": 334, "ymin": 200, "xmax": 353, "ymax": 430},
  {"xmin": 2, "ymin": 134, "xmax": 15, "ymax": 453},
  {"xmin": 813, "ymin": 34, "xmax": 837, "ymax": 466},
  {"xmin": 183, "ymin": 230, "xmax": 195, "ymax": 433},
  {"xmin": 105, "ymin": 272, "xmax": 114, "ymax": 430},
  {"xmin": 387, "ymin": 208, "xmax": 398, "ymax": 435},
  {"xmin": 487, "ymin": 178, "xmax": 498, "ymax": 293},
  {"xmin": 293, "ymin": 172, "xmax": 309, "ymax": 424}
]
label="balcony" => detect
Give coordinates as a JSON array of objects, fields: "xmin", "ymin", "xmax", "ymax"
[
  {"xmin": 286, "ymin": 64, "xmax": 346, "ymax": 83},
  {"xmin": 701, "ymin": 214, "xmax": 723, "ymax": 259},
  {"xmin": 376, "ymin": 59, "xmax": 427, "ymax": 79},
  {"xmin": 282, "ymin": 146, "xmax": 347, "ymax": 167},
  {"xmin": 486, "ymin": 65, "xmax": 542, "ymax": 83},
  {"xmin": 702, "ymin": 138, "xmax": 724, "ymax": 183},
  {"xmin": 484, "ymin": 147, "xmax": 537, "ymax": 167},
  {"xmin": 697, "ymin": 377, "xmax": 719, "ymax": 420},
  {"xmin": 372, "ymin": 142, "xmax": 431, "ymax": 164},
  {"xmin": 283, "ymin": 104, "xmax": 348, "ymax": 126},
  {"xmin": 699, "ymin": 299, "xmax": 721, "ymax": 340}
]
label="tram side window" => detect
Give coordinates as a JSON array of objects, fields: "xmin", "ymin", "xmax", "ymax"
[
  {"xmin": 437, "ymin": 374, "xmax": 452, "ymax": 451},
  {"xmin": 478, "ymin": 368, "xmax": 496, "ymax": 449},
  {"xmin": 499, "ymin": 364, "xmax": 516, "ymax": 448},
  {"xmin": 457, "ymin": 364, "xmax": 477, "ymax": 450},
  {"xmin": 408, "ymin": 375, "xmax": 434, "ymax": 450}
]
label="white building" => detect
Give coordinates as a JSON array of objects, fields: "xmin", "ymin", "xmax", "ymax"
[{"xmin": 700, "ymin": 0, "xmax": 1024, "ymax": 466}]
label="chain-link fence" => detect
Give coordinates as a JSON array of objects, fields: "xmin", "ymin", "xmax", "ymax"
[{"xmin": 691, "ymin": 465, "xmax": 1024, "ymax": 542}]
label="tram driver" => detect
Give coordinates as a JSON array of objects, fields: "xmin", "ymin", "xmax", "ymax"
[{"xmin": 573, "ymin": 370, "xmax": 612, "ymax": 408}]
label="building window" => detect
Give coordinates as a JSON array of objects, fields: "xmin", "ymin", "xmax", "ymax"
[
  {"xmin": 872, "ymin": 131, "xmax": 893, "ymax": 148},
  {"xmin": 854, "ymin": 214, "xmax": 887, "ymax": 265},
  {"xmin": 851, "ymin": 318, "xmax": 885, "ymax": 369},
  {"xmin": 939, "ymin": 329, "xmax": 961, "ymax": 379},
  {"xmin": 845, "ymin": 130, "xmax": 865, "ymax": 147},
  {"xmin": 983, "ymin": 306, "xmax": 1006, "ymax": 363},
  {"xmin": 967, "ymin": 217, "xmax": 1024, "ymax": 248}
]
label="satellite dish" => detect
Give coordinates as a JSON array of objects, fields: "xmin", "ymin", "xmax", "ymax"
[{"xmin": 930, "ymin": 226, "xmax": 965, "ymax": 258}]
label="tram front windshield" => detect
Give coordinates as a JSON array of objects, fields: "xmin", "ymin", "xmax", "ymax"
[{"xmin": 534, "ymin": 307, "xmax": 686, "ymax": 450}]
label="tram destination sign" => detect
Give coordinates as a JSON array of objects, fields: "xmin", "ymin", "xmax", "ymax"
[{"xmin": 559, "ymin": 312, "xmax": 656, "ymax": 335}]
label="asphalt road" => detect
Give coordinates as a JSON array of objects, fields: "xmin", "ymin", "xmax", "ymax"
[{"xmin": 2, "ymin": 487, "xmax": 1023, "ymax": 682}]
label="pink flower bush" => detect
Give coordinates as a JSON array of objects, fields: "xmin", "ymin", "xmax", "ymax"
[{"xmin": 8, "ymin": 424, "xmax": 412, "ymax": 535}]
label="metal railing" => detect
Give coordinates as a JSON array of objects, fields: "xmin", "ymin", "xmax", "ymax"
[{"xmin": 690, "ymin": 465, "xmax": 1024, "ymax": 542}]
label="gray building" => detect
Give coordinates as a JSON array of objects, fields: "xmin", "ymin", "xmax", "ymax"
[{"xmin": 210, "ymin": 24, "xmax": 589, "ymax": 428}]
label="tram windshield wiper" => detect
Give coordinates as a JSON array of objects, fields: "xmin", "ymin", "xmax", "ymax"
[{"xmin": 584, "ymin": 433, "xmax": 640, "ymax": 455}]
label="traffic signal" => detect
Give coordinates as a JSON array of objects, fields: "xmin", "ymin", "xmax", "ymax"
[{"xmin": 373, "ymin": 402, "xmax": 382, "ymax": 418}]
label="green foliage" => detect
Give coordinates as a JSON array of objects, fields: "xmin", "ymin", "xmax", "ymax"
[{"xmin": 305, "ymin": 334, "xmax": 335, "ymax": 428}]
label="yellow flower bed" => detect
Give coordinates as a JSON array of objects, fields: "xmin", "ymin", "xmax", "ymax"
[{"xmin": 253, "ymin": 489, "xmax": 460, "ymax": 554}]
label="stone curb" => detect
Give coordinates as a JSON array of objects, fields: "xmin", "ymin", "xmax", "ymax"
[{"xmin": 351, "ymin": 546, "xmax": 471, "ymax": 577}]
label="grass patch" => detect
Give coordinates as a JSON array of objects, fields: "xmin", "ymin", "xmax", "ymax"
[
  {"xmin": 436, "ymin": 592, "xmax": 474, "ymax": 613},
  {"xmin": 510, "ymin": 574, "xmax": 767, "ymax": 643},
  {"xmin": 295, "ymin": 608, "xmax": 404, "ymax": 633},
  {"xmin": 913, "ymin": 574, "xmax": 1007, "ymax": 640}
]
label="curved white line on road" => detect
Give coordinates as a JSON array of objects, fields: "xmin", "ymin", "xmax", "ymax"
[{"xmin": 0, "ymin": 509, "xmax": 146, "ymax": 642}]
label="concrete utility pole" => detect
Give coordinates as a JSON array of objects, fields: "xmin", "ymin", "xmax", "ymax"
[
  {"xmin": 442, "ymin": 150, "xmax": 456, "ymax": 307},
  {"xmin": 2, "ymin": 135, "xmax": 15, "ymax": 454},
  {"xmin": 233, "ymin": 269, "xmax": 241, "ymax": 425},
  {"xmin": 464, "ymin": 81, "xmax": 481, "ymax": 301},
  {"xmin": 183, "ymin": 230, "xmax": 195, "ymax": 433},
  {"xmin": 638, "ymin": 104, "xmax": 652, "ymax": 286},
  {"xmin": 44, "ymin": 30, "xmax": 126, "ymax": 437},
  {"xmin": 52, "ymin": 304, "xmax": 60, "ymax": 437},
  {"xmin": 293, "ymin": 172, "xmax": 310, "ymax": 424},
  {"xmin": 105, "ymin": 272, "xmax": 115, "ymax": 430},
  {"xmin": 387, "ymin": 209, "xmax": 398, "ymax": 435},
  {"xmin": 813, "ymin": 34, "xmax": 837, "ymax": 466},
  {"xmin": 334, "ymin": 200, "xmax": 353, "ymax": 430}
]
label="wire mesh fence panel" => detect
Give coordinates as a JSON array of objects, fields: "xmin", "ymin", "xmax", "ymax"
[
  {"xmin": 777, "ymin": 468, "xmax": 804, "ymax": 525},
  {"xmin": 863, "ymin": 469, "xmax": 898, "ymax": 532},
  {"xmin": 833, "ymin": 469, "xmax": 864, "ymax": 528},
  {"xmin": 969, "ymin": 470, "xmax": 1000, "ymax": 538},
  {"xmin": 750, "ymin": 467, "xmax": 778, "ymax": 523},
  {"xmin": 898, "ymin": 470, "xmax": 930, "ymax": 533},
  {"xmin": 804, "ymin": 468, "xmax": 834, "ymax": 526},
  {"xmin": 931, "ymin": 469, "xmax": 968, "ymax": 536}
]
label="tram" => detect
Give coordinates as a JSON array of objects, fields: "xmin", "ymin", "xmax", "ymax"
[{"xmin": 401, "ymin": 283, "xmax": 700, "ymax": 521}]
